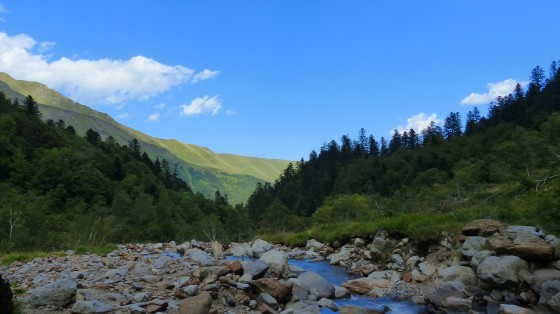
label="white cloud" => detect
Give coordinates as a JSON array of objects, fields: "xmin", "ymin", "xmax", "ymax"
[
  {"xmin": 180, "ymin": 95, "xmax": 222, "ymax": 116},
  {"xmin": 147, "ymin": 113, "xmax": 160, "ymax": 121},
  {"xmin": 460, "ymin": 78, "xmax": 524, "ymax": 105},
  {"xmin": 0, "ymin": 32, "xmax": 215, "ymax": 106},
  {"xmin": 395, "ymin": 112, "xmax": 441, "ymax": 134},
  {"xmin": 191, "ymin": 69, "xmax": 219, "ymax": 83},
  {"xmin": 38, "ymin": 41, "xmax": 55, "ymax": 53},
  {"xmin": 154, "ymin": 103, "xmax": 165, "ymax": 110}
]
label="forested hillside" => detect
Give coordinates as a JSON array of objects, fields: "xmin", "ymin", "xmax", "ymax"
[
  {"xmin": 0, "ymin": 94, "xmax": 253, "ymax": 252},
  {"xmin": 246, "ymin": 61, "xmax": 560, "ymax": 243}
]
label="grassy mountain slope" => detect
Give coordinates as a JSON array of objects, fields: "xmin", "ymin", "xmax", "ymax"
[{"xmin": 0, "ymin": 72, "xmax": 290, "ymax": 204}]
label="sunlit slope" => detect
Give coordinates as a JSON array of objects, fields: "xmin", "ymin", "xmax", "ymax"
[{"xmin": 0, "ymin": 72, "xmax": 291, "ymax": 202}]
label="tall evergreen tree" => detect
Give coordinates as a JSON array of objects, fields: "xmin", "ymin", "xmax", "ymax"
[{"xmin": 23, "ymin": 95, "xmax": 41, "ymax": 118}]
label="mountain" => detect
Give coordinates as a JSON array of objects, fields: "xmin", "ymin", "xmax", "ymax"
[{"xmin": 0, "ymin": 72, "xmax": 291, "ymax": 204}]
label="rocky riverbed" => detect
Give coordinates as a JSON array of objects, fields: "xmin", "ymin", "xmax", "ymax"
[{"xmin": 2, "ymin": 219, "xmax": 560, "ymax": 313}]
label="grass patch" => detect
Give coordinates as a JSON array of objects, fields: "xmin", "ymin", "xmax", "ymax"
[
  {"xmin": 0, "ymin": 244, "xmax": 117, "ymax": 266},
  {"xmin": 73, "ymin": 243, "xmax": 117, "ymax": 256}
]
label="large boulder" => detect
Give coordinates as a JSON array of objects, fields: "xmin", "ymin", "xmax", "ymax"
[
  {"xmin": 438, "ymin": 265, "xmax": 478, "ymax": 286},
  {"xmin": 297, "ymin": 271, "xmax": 335, "ymax": 299},
  {"xmin": 252, "ymin": 278, "xmax": 293, "ymax": 304},
  {"xmin": 487, "ymin": 226, "xmax": 554, "ymax": 262},
  {"xmin": 26, "ymin": 278, "xmax": 77, "ymax": 308},
  {"xmin": 477, "ymin": 255, "xmax": 528, "ymax": 288},
  {"xmin": 260, "ymin": 249, "xmax": 289, "ymax": 276},
  {"xmin": 306, "ymin": 239, "xmax": 325, "ymax": 251},
  {"xmin": 498, "ymin": 304, "xmax": 536, "ymax": 314},
  {"xmin": 188, "ymin": 249, "xmax": 215, "ymax": 266},
  {"xmin": 339, "ymin": 305, "xmax": 386, "ymax": 314},
  {"xmin": 425, "ymin": 281, "xmax": 468, "ymax": 309},
  {"xmin": 539, "ymin": 280, "xmax": 560, "ymax": 311},
  {"xmin": 241, "ymin": 259, "xmax": 269, "ymax": 279},
  {"xmin": 231, "ymin": 243, "xmax": 253, "ymax": 257},
  {"xmin": 341, "ymin": 277, "xmax": 392, "ymax": 295},
  {"xmin": 329, "ymin": 247, "xmax": 352, "ymax": 265},
  {"xmin": 252, "ymin": 239, "xmax": 273, "ymax": 257},
  {"xmin": 368, "ymin": 229, "xmax": 395, "ymax": 261},
  {"xmin": 179, "ymin": 291, "xmax": 212, "ymax": 314},
  {"xmin": 546, "ymin": 235, "xmax": 560, "ymax": 260},
  {"xmin": 0, "ymin": 275, "xmax": 13, "ymax": 314},
  {"xmin": 462, "ymin": 219, "xmax": 505, "ymax": 236}
]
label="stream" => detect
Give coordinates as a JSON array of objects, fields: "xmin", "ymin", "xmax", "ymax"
[{"xmin": 227, "ymin": 256, "xmax": 425, "ymax": 313}]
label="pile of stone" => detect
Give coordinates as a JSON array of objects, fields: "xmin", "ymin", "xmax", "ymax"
[{"xmin": 0, "ymin": 239, "xmax": 351, "ymax": 313}]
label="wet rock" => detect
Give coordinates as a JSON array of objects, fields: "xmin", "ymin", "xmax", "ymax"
[
  {"xmin": 334, "ymin": 285, "xmax": 351, "ymax": 299},
  {"xmin": 288, "ymin": 278, "xmax": 310, "ymax": 301},
  {"xmin": 71, "ymin": 300, "xmax": 114, "ymax": 313},
  {"xmin": 26, "ymin": 278, "xmax": 77, "ymax": 308},
  {"xmin": 260, "ymin": 250, "xmax": 290, "ymax": 276},
  {"xmin": 297, "ymin": 271, "xmax": 334, "ymax": 299},
  {"xmin": 179, "ymin": 291, "xmax": 212, "ymax": 314},
  {"xmin": 342, "ymin": 277, "xmax": 392, "ymax": 295},
  {"xmin": 339, "ymin": 305, "xmax": 386, "ymax": 314},
  {"xmin": 330, "ymin": 247, "xmax": 352, "ymax": 265},
  {"xmin": 318, "ymin": 297, "xmax": 338, "ymax": 311},
  {"xmin": 477, "ymin": 255, "xmax": 528, "ymax": 288}
]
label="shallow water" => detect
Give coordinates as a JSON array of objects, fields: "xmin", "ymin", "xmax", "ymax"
[{"xmin": 228, "ymin": 256, "xmax": 425, "ymax": 313}]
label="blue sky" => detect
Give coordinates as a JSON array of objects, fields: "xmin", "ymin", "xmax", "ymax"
[{"xmin": 1, "ymin": 1, "xmax": 560, "ymax": 161}]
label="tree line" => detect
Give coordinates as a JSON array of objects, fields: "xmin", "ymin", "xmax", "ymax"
[
  {"xmin": 245, "ymin": 60, "xmax": 560, "ymax": 236},
  {"xmin": 0, "ymin": 94, "xmax": 253, "ymax": 252}
]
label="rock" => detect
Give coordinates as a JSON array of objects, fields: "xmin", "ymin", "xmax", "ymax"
[
  {"xmin": 462, "ymin": 219, "xmax": 505, "ymax": 236},
  {"xmin": 129, "ymin": 304, "xmax": 146, "ymax": 314},
  {"xmin": 546, "ymin": 235, "xmax": 560, "ymax": 260},
  {"xmin": 153, "ymin": 255, "xmax": 171, "ymax": 269},
  {"xmin": 498, "ymin": 304, "xmax": 536, "ymax": 314},
  {"xmin": 477, "ymin": 255, "xmax": 528, "ymax": 288},
  {"xmin": 339, "ymin": 305, "xmax": 386, "ymax": 314},
  {"xmin": 211, "ymin": 241, "xmax": 223, "ymax": 259},
  {"xmin": 260, "ymin": 250, "xmax": 290, "ymax": 276},
  {"xmin": 133, "ymin": 292, "xmax": 149, "ymax": 302},
  {"xmin": 71, "ymin": 300, "xmax": 114, "ymax": 313},
  {"xmin": 519, "ymin": 268, "xmax": 560, "ymax": 293},
  {"xmin": 297, "ymin": 271, "xmax": 335, "ymax": 299},
  {"xmin": 418, "ymin": 261, "xmax": 436, "ymax": 277},
  {"xmin": 368, "ymin": 229, "xmax": 395, "ymax": 261},
  {"xmin": 252, "ymin": 239, "xmax": 273, "ymax": 257},
  {"xmin": 257, "ymin": 292, "xmax": 278, "ymax": 309},
  {"xmin": 405, "ymin": 256, "xmax": 420, "ymax": 268},
  {"xmin": 411, "ymin": 269, "xmax": 427, "ymax": 283},
  {"xmin": 390, "ymin": 254, "xmax": 404, "ymax": 268},
  {"xmin": 354, "ymin": 238, "xmax": 366, "ymax": 247},
  {"xmin": 252, "ymin": 278, "xmax": 293, "ymax": 304},
  {"xmin": 189, "ymin": 250, "xmax": 215, "ymax": 266},
  {"xmin": 470, "ymin": 250, "xmax": 492, "ymax": 268},
  {"xmin": 425, "ymin": 281, "xmax": 468, "ymax": 309},
  {"xmin": 26, "ymin": 278, "xmax": 77, "ymax": 308},
  {"xmin": 0, "ymin": 275, "xmax": 13, "ymax": 314},
  {"xmin": 487, "ymin": 228, "xmax": 554, "ymax": 262},
  {"xmin": 334, "ymin": 285, "xmax": 351, "ymax": 299},
  {"xmin": 288, "ymin": 278, "xmax": 311, "ymax": 301},
  {"xmin": 146, "ymin": 299, "xmax": 168, "ymax": 313},
  {"xmin": 411, "ymin": 295, "xmax": 425, "ymax": 304},
  {"xmin": 306, "ymin": 239, "xmax": 325, "ymax": 251},
  {"xmin": 438, "ymin": 265, "xmax": 477, "ymax": 286},
  {"xmin": 228, "ymin": 260, "xmax": 243, "ymax": 275},
  {"xmin": 443, "ymin": 296, "xmax": 472, "ymax": 312},
  {"xmin": 231, "ymin": 243, "xmax": 253, "ymax": 257},
  {"xmin": 284, "ymin": 300, "xmax": 321, "ymax": 313},
  {"xmin": 329, "ymin": 247, "xmax": 352, "ymax": 265},
  {"xmin": 182, "ymin": 285, "xmax": 198, "ymax": 296},
  {"xmin": 359, "ymin": 264, "xmax": 375, "ymax": 276},
  {"xmin": 179, "ymin": 291, "xmax": 212, "ymax": 314},
  {"xmin": 539, "ymin": 280, "xmax": 560, "ymax": 307},
  {"xmin": 318, "ymin": 297, "xmax": 339, "ymax": 311},
  {"xmin": 341, "ymin": 277, "xmax": 392, "ymax": 295},
  {"xmin": 241, "ymin": 260, "xmax": 269, "ymax": 279},
  {"xmin": 461, "ymin": 236, "xmax": 488, "ymax": 259},
  {"xmin": 549, "ymin": 292, "xmax": 560, "ymax": 312}
]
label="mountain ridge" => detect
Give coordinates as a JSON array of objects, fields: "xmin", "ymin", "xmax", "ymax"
[{"xmin": 0, "ymin": 72, "xmax": 291, "ymax": 204}]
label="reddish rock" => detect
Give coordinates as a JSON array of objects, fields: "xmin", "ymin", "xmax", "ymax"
[
  {"xmin": 462, "ymin": 219, "xmax": 506, "ymax": 236},
  {"xmin": 228, "ymin": 260, "xmax": 244, "ymax": 275},
  {"xmin": 403, "ymin": 270, "xmax": 413, "ymax": 283},
  {"xmin": 487, "ymin": 232, "xmax": 554, "ymax": 262},
  {"xmin": 342, "ymin": 278, "xmax": 392, "ymax": 295},
  {"xmin": 252, "ymin": 278, "xmax": 293, "ymax": 304}
]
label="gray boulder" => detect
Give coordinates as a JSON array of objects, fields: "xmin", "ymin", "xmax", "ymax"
[
  {"xmin": 260, "ymin": 249, "xmax": 289, "ymax": 276},
  {"xmin": 539, "ymin": 280, "xmax": 560, "ymax": 309},
  {"xmin": 297, "ymin": 271, "xmax": 335, "ymax": 299},
  {"xmin": 498, "ymin": 304, "xmax": 535, "ymax": 314},
  {"xmin": 329, "ymin": 247, "xmax": 352, "ymax": 265},
  {"xmin": 461, "ymin": 236, "xmax": 487, "ymax": 259},
  {"xmin": 477, "ymin": 255, "xmax": 528, "ymax": 288},
  {"xmin": 26, "ymin": 278, "xmax": 77, "ymax": 308},
  {"xmin": 519, "ymin": 268, "xmax": 560, "ymax": 294},
  {"xmin": 189, "ymin": 250, "xmax": 214, "ymax": 266},
  {"xmin": 241, "ymin": 259, "xmax": 269, "ymax": 279},
  {"xmin": 179, "ymin": 291, "xmax": 212, "ymax": 314},
  {"xmin": 252, "ymin": 239, "xmax": 273, "ymax": 257},
  {"xmin": 71, "ymin": 300, "xmax": 114, "ymax": 313},
  {"xmin": 306, "ymin": 239, "xmax": 325, "ymax": 251},
  {"xmin": 438, "ymin": 265, "xmax": 477, "ymax": 286}
]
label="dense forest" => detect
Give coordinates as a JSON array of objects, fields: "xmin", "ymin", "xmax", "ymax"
[
  {"xmin": 246, "ymin": 61, "xmax": 560, "ymax": 243},
  {"xmin": 0, "ymin": 94, "xmax": 253, "ymax": 252}
]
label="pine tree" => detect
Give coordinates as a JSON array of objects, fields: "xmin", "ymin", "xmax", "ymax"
[{"xmin": 23, "ymin": 95, "xmax": 41, "ymax": 118}]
